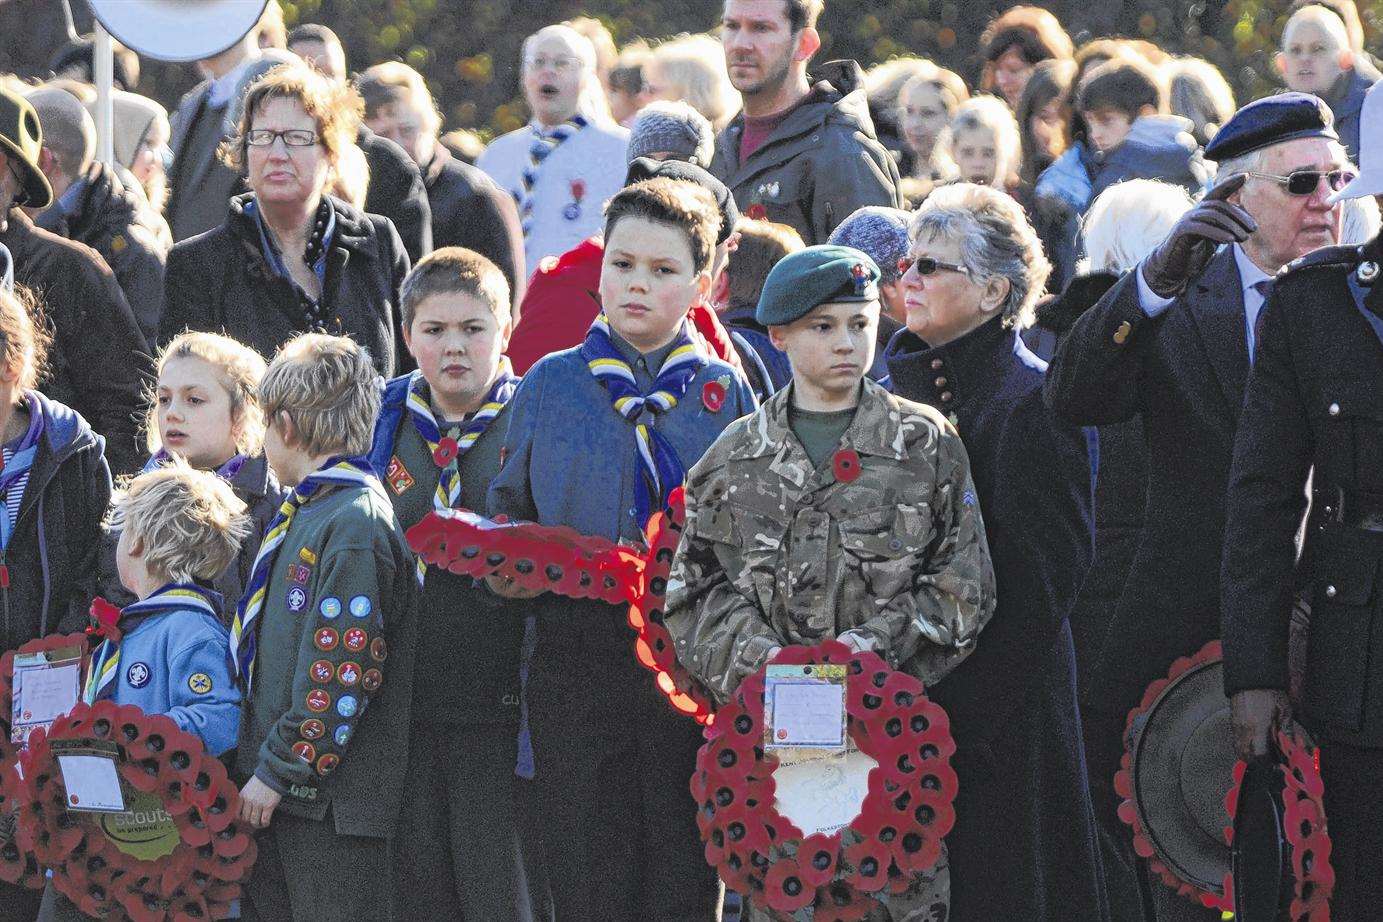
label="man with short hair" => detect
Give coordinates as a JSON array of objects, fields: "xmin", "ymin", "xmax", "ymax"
[
  {"xmin": 1046, "ymin": 92, "xmax": 1352, "ymax": 922},
  {"xmin": 476, "ymin": 24, "xmax": 629, "ymax": 270},
  {"xmin": 26, "ymin": 86, "xmax": 166, "ymax": 344},
  {"xmin": 712, "ymin": 0, "xmax": 901, "ymax": 245},
  {"xmin": 0, "ymin": 85, "xmax": 149, "ymax": 476},
  {"xmin": 286, "ymin": 23, "xmax": 434, "ymax": 264}
]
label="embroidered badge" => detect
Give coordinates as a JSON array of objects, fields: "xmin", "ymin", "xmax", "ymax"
[
  {"xmin": 288, "ymin": 563, "xmax": 312, "ymax": 585},
  {"xmin": 344, "ymin": 628, "xmax": 368, "ymax": 652},
  {"xmin": 349, "ymin": 596, "xmax": 372, "ymax": 619},
  {"xmin": 962, "ymin": 490, "xmax": 977, "ymax": 507},
  {"xmin": 336, "ymin": 695, "xmax": 358, "ymax": 718},
  {"xmin": 386, "ymin": 455, "xmax": 416, "ymax": 495},
  {"xmin": 306, "ymin": 689, "xmax": 330, "ymax": 713},
  {"xmin": 299, "ymin": 719, "xmax": 325, "ymax": 740},
  {"xmin": 188, "ymin": 673, "xmax": 213, "ymax": 695},
  {"xmin": 310, "ymin": 660, "xmax": 333, "ymax": 684},
  {"xmin": 362, "ymin": 668, "xmax": 383, "ymax": 692},
  {"xmin": 337, "ymin": 662, "xmax": 361, "ymax": 686},
  {"xmin": 702, "ymin": 380, "xmax": 727, "ymax": 413},
  {"xmin": 851, "ymin": 263, "xmax": 868, "ymax": 296},
  {"xmin": 314, "ymin": 628, "xmax": 339, "ymax": 651},
  {"xmin": 298, "ymin": 548, "xmax": 319, "ymax": 566},
  {"xmin": 292, "ymin": 742, "xmax": 316, "ymax": 764},
  {"xmin": 833, "ymin": 449, "xmax": 863, "ymax": 483},
  {"xmin": 334, "ymin": 725, "xmax": 352, "ymax": 747},
  {"xmin": 319, "ymin": 597, "xmax": 342, "ymax": 620},
  {"xmin": 315, "ymin": 753, "xmax": 340, "ymax": 776},
  {"xmin": 126, "ymin": 663, "xmax": 150, "ymax": 689},
  {"xmin": 287, "ymin": 587, "xmax": 308, "ymax": 613},
  {"xmin": 369, "ymin": 637, "xmax": 388, "ymax": 662}
]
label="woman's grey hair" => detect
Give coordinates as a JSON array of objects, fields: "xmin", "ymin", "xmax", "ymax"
[
  {"xmin": 910, "ymin": 182, "xmax": 1051, "ymax": 329},
  {"xmin": 1081, "ymin": 179, "xmax": 1194, "ymax": 273}
]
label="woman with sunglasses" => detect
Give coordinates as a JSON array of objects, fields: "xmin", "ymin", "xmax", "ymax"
[
  {"xmin": 160, "ymin": 63, "xmax": 408, "ymax": 376},
  {"xmin": 883, "ymin": 182, "xmax": 1104, "ymax": 922}
]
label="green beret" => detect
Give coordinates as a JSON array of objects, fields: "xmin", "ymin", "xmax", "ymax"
[{"xmin": 755, "ymin": 245, "xmax": 882, "ymax": 327}]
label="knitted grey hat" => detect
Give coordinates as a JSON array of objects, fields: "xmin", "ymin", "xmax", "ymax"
[
  {"xmin": 627, "ymin": 100, "xmax": 715, "ymax": 168},
  {"xmin": 26, "ymin": 86, "xmax": 96, "ymax": 177},
  {"xmin": 827, "ymin": 206, "xmax": 914, "ymax": 284}
]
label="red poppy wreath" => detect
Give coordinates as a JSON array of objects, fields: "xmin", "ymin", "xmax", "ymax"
[
  {"xmin": 0, "ymin": 631, "xmax": 91, "ymax": 889},
  {"xmin": 13, "ymin": 700, "xmax": 256, "ymax": 921},
  {"xmin": 691, "ymin": 639, "xmax": 957, "ymax": 920}
]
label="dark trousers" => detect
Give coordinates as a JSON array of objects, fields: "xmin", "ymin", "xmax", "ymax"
[
  {"xmin": 395, "ymin": 723, "xmax": 539, "ymax": 922},
  {"xmin": 526, "ymin": 652, "xmax": 717, "ymax": 922},
  {"xmin": 1318, "ymin": 740, "xmax": 1383, "ymax": 922},
  {"xmin": 241, "ymin": 807, "xmax": 394, "ymax": 922},
  {"xmin": 1, "ymin": 882, "xmax": 43, "ymax": 922}
]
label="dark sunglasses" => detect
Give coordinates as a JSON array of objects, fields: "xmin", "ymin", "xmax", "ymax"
[
  {"xmin": 1245, "ymin": 169, "xmax": 1355, "ymax": 196},
  {"xmin": 898, "ymin": 256, "xmax": 970, "ymax": 277}
]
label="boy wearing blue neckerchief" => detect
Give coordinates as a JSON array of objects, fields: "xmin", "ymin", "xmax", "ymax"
[
  {"xmin": 487, "ymin": 178, "xmax": 755, "ymax": 922},
  {"xmin": 37, "ymin": 461, "xmax": 248, "ymax": 922}
]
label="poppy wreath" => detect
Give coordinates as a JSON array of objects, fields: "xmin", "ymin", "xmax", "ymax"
[
  {"xmin": 1221, "ymin": 730, "xmax": 1334, "ymax": 921},
  {"xmin": 1114, "ymin": 640, "xmax": 1234, "ymax": 911},
  {"xmin": 0, "ymin": 631, "xmax": 91, "ymax": 889},
  {"xmin": 691, "ymin": 639, "xmax": 958, "ymax": 920},
  {"xmin": 13, "ymin": 700, "xmax": 256, "ymax": 921}
]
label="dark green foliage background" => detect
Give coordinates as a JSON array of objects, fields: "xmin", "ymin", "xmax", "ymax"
[{"xmin": 3, "ymin": 0, "xmax": 1382, "ymax": 137}]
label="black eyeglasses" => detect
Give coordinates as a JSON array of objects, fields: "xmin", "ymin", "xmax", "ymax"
[
  {"xmin": 898, "ymin": 256, "xmax": 970, "ymax": 277},
  {"xmin": 245, "ymin": 129, "xmax": 320, "ymax": 148},
  {"xmin": 1245, "ymin": 169, "xmax": 1355, "ymax": 196}
]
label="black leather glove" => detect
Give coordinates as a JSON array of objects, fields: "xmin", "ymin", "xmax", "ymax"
[{"xmin": 1142, "ymin": 173, "xmax": 1258, "ymax": 297}]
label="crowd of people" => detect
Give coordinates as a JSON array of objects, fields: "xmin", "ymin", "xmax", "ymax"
[{"xmin": 0, "ymin": 0, "xmax": 1380, "ymax": 920}]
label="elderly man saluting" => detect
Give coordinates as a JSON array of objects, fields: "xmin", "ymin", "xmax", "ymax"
[{"xmin": 1045, "ymin": 93, "xmax": 1351, "ymax": 922}]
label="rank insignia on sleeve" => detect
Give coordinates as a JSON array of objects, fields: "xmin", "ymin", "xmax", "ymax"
[
  {"xmin": 386, "ymin": 456, "xmax": 415, "ymax": 495},
  {"xmin": 188, "ymin": 673, "xmax": 213, "ymax": 694}
]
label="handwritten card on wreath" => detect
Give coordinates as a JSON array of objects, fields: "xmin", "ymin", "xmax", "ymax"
[
  {"xmin": 765, "ymin": 664, "xmax": 847, "ymax": 750},
  {"xmin": 10, "ymin": 646, "xmax": 83, "ymax": 746}
]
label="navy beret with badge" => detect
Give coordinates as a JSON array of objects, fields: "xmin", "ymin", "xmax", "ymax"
[
  {"xmin": 1204, "ymin": 91, "xmax": 1338, "ymax": 164},
  {"xmin": 756, "ymin": 245, "xmax": 882, "ymax": 327}
]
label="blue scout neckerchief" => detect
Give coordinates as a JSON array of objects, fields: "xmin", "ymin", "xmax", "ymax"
[
  {"xmin": 403, "ymin": 360, "xmax": 520, "ymax": 585},
  {"xmin": 519, "ymin": 114, "xmax": 588, "ymax": 238},
  {"xmin": 84, "ymin": 583, "xmax": 223, "ymax": 703},
  {"xmin": 581, "ymin": 313, "xmax": 709, "ymax": 527},
  {"xmin": 143, "ymin": 449, "xmax": 248, "ymax": 481},
  {"xmin": 0, "ymin": 392, "xmax": 44, "ymax": 551},
  {"xmin": 229, "ymin": 456, "xmax": 378, "ymax": 693}
]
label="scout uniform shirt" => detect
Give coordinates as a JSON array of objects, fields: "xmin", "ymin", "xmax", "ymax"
[
  {"xmin": 371, "ymin": 375, "xmax": 521, "ymax": 724},
  {"xmin": 666, "ymin": 377, "xmax": 997, "ymax": 705},
  {"xmin": 236, "ymin": 480, "xmax": 419, "ymax": 837}
]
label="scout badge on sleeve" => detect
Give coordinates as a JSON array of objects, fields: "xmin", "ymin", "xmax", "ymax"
[
  {"xmin": 689, "ymin": 639, "xmax": 957, "ymax": 920},
  {"xmin": 12, "ymin": 700, "xmax": 258, "ymax": 920},
  {"xmin": 1114, "ymin": 641, "xmax": 1334, "ymax": 920}
]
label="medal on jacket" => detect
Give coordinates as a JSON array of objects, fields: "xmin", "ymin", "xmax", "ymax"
[{"xmin": 563, "ymin": 179, "xmax": 587, "ymax": 221}]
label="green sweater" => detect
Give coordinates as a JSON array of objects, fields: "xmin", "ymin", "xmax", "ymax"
[{"xmin": 236, "ymin": 481, "xmax": 419, "ymax": 838}]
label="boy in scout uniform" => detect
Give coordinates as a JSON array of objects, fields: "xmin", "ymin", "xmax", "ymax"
[
  {"xmin": 665, "ymin": 246, "xmax": 997, "ymax": 921},
  {"xmin": 232, "ymin": 334, "xmax": 419, "ymax": 922},
  {"xmin": 367, "ymin": 248, "xmax": 537, "ymax": 921}
]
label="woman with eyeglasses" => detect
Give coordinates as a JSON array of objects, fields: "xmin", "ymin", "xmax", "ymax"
[
  {"xmin": 160, "ymin": 63, "xmax": 408, "ymax": 376},
  {"xmin": 883, "ymin": 183, "xmax": 1105, "ymax": 922}
]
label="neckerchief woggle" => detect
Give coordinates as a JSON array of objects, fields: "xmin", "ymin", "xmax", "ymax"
[
  {"xmin": 580, "ymin": 313, "xmax": 708, "ymax": 527},
  {"xmin": 84, "ymin": 583, "xmax": 223, "ymax": 703},
  {"xmin": 229, "ymin": 456, "xmax": 378, "ymax": 693},
  {"xmin": 403, "ymin": 360, "xmax": 520, "ymax": 584}
]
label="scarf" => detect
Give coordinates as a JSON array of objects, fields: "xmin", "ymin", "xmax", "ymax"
[
  {"xmin": 83, "ymin": 583, "xmax": 223, "ymax": 703},
  {"xmin": 229, "ymin": 456, "xmax": 378, "ymax": 693},
  {"xmin": 143, "ymin": 449, "xmax": 248, "ymax": 481},
  {"xmin": 403, "ymin": 360, "xmax": 520, "ymax": 584},
  {"xmin": 581, "ymin": 314, "xmax": 707, "ymax": 526},
  {"xmin": 0, "ymin": 392, "xmax": 43, "ymax": 551},
  {"xmin": 245, "ymin": 196, "xmax": 338, "ymax": 328},
  {"xmin": 519, "ymin": 115, "xmax": 587, "ymax": 238}
]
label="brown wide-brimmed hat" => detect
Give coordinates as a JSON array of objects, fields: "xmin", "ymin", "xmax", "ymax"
[{"xmin": 0, "ymin": 85, "xmax": 53, "ymax": 210}]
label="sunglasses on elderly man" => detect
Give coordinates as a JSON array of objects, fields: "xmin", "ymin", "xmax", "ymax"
[
  {"xmin": 898, "ymin": 256, "xmax": 970, "ymax": 277},
  {"xmin": 1245, "ymin": 169, "xmax": 1355, "ymax": 196}
]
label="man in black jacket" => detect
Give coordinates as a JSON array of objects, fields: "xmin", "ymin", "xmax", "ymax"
[
  {"xmin": 0, "ymin": 86, "xmax": 149, "ymax": 477},
  {"xmin": 1046, "ymin": 93, "xmax": 1350, "ymax": 920},
  {"xmin": 1221, "ymin": 81, "xmax": 1383, "ymax": 922},
  {"xmin": 26, "ymin": 87, "xmax": 167, "ymax": 345},
  {"xmin": 287, "ymin": 23, "xmax": 434, "ymax": 264}
]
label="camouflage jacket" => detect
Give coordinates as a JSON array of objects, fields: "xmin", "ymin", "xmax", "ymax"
[{"xmin": 666, "ymin": 378, "xmax": 996, "ymax": 705}]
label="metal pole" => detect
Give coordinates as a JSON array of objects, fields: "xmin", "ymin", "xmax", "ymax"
[{"xmin": 94, "ymin": 21, "xmax": 115, "ymax": 168}]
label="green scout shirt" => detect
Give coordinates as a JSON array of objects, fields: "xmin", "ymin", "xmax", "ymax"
[
  {"xmin": 384, "ymin": 393, "xmax": 522, "ymax": 725},
  {"xmin": 237, "ymin": 481, "xmax": 419, "ymax": 838}
]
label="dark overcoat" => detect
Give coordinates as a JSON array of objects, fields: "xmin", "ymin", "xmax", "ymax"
[
  {"xmin": 886, "ymin": 317, "xmax": 1105, "ymax": 922},
  {"xmin": 423, "ymin": 146, "xmax": 526, "ymax": 307}
]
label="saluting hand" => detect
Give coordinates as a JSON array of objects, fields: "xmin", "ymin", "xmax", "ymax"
[
  {"xmin": 239, "ymin": 775, "xmax": 283, "ymax": 829},
  {"xmin": 1142, "ymin": 173, "xmax": 1258, "ymax": 298}
]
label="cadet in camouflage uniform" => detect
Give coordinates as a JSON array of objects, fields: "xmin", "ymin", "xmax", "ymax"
[{"xmin": 666, "ymin": 246, "xmax": 996, "ymax": 922}]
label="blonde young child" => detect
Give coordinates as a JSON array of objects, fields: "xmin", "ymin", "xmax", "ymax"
[{"xmin": 101, "ymin": 332, "xmax": 282, "ymax": 613}]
